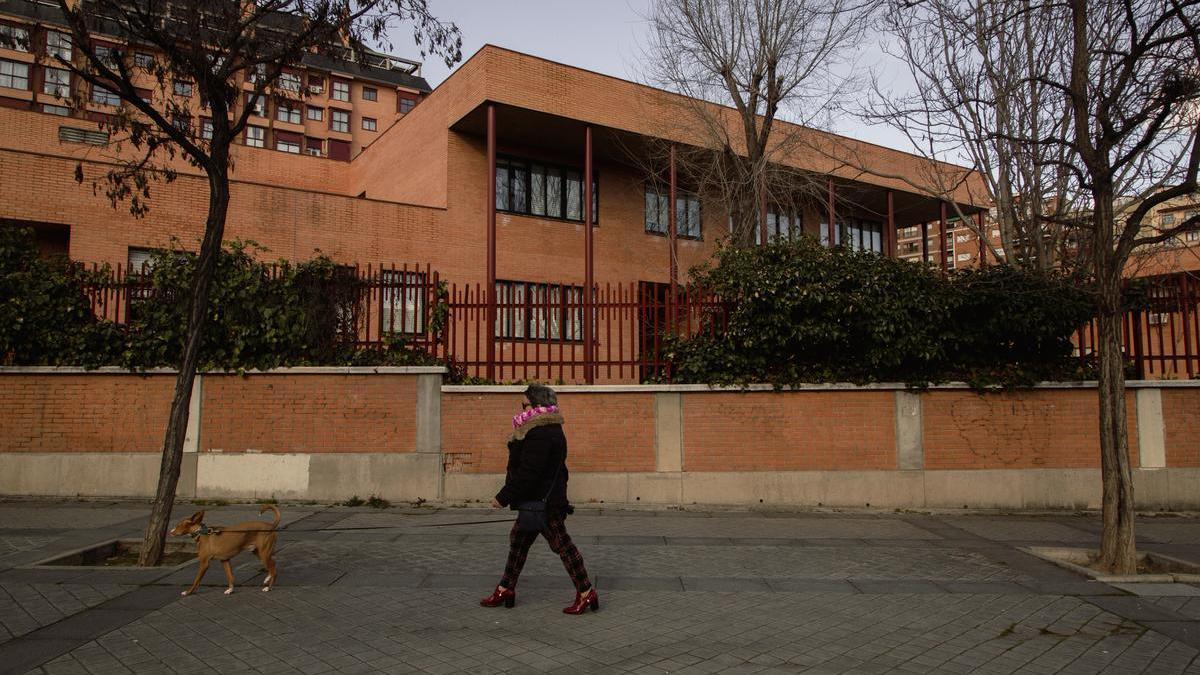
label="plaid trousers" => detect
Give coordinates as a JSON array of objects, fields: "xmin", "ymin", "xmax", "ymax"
[{"xmin": 500, "ymin": 513, "xmax": 591, "ymax": 593}]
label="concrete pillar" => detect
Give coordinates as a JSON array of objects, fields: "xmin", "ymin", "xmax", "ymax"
[
  {"xmin": 654, "ymin": 393, "xmax": 683, "ymax": 472},
  {"xmin": 1136, "ymin": 387, "xmax": 1165, "ymax": 468},
  {"xmin": 415, "ymin": 373, "xmax": 442, "ymax": 454},
  {"xmin": 178, "ymin": 375, "xmax": 202, "ymax": 497},
  {"xmin": 895, "ymin": 391, "xmax": 924, "ymax": 470}
]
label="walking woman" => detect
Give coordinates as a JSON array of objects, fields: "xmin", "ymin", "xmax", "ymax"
[{"xmin": 481, "ymin": 384, "xmax": 598, "ymax": 614}]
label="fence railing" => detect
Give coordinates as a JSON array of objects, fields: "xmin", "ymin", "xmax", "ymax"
[
  {"xmin": 78, "ymin": 263, "xmax": 1198, "ymax": 383},
  {"xmin": 1073, "ymin": 272, "xmax": 1199, "ymax": 379}
]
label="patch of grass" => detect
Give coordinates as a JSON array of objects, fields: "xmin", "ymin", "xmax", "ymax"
[
  {"xmin": 255, "ymin": 497, "xmax": 278, "ymax": 505},
  {"xmin": 342, "ymin": 495, "xmax": 365, "ymax": 507},
  {"xmin": 366, "ymin": 495, "xmax": 391, "ymax": 509}
]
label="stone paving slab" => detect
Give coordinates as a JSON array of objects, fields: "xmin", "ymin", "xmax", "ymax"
[{"xmin": 0, "ymin": 503, "xmax": 1197, "ymax": 674}]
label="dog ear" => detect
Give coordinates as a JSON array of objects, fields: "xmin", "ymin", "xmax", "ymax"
[{"xmin": 190, "ymin": 510, "xmax": 205, "ymax": 523}]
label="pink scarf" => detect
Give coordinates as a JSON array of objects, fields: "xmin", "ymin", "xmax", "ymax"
[{"xmin": 512, "ymin": 405, "xmax": 559, "ymax": 430}]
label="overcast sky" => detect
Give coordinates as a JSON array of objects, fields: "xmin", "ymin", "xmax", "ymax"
[{"xmin": 385, "ymin": 0, "xmax": 917, "ymax": 154}]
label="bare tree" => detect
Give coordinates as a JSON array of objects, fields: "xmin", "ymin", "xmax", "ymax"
[
  {"xmin": 863, "ymin": 0, "xmax": 1200, "ymax": 573},
  {"xmin": 640, "ymin": 0, "xmax": 876, "ymax": 247},
  {"xmin": 29, "ymin": 0, "xmax": 460, "ymax": 565}
]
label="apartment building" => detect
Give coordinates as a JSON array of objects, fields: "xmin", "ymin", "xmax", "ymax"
[{"xmin": 0, "ymin": 0, "xmax": 430, "ymax": 161}]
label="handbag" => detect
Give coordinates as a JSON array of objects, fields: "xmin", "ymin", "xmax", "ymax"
[{"xmin": 515, "ymin": 462, "xmax": 561, "ymax": 533}]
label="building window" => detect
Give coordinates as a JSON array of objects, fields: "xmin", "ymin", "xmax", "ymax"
[
  {"xmin": 94, "ymin": 44, "xmax": 120, "ymax": 69},
  {"xmin": 645, "ymin": 189, "xmax": 701, "ymax": 239},
  {"xmin": 308, "ymin": 75, "xmax": 323, "ymax": 93},
  {"xmin": 42, "ymin": 103, "xmax": 69, "ymax": 116},
  {"xmin": 362, "ymin": 116, "xmax": 376, "ymax": 132},
  {"xmin": 827, "ymin": 217, "xmax": 883, "ymax": 253},
  {"xmin": 331, "ymin": 109, "xmax": 349, "ymax": 133},
  {"xmin": 331, "ymin": 80, "xmax": 349, "ymax": 101},
  {"xmin": 134, "ymin": 51, "xmax": 154, "ymax": 69},
  {"xmin": 171, "ymin": 114, "xmax": 191, "ymax": 134},
  {"xmin": 46, "ymin": 31, "xmax": 72, "ymax": 62},
  {"xmin": 201, "ymin": 118, "xmax": 213, "ymax": 140},
  {"xmin": 306, "ymin": 105, "xmax": 323, "ymax": 121},
  {"xmin": 362, "ymin": 86, "xmax": 377, "ymax": 101},
  {"xmin": 90, "ymin": 84, "xmax": 120, "ymax": 106},
  {"xmin": 248, "ymin": 62, "xmax": 265, "ymax": 84},
  {"xmin": 43, "ymin": 67, "xmax": 70, "ymax": 97},
  {"xmin": 495, "ymin": 280, "xmax": 585, "ymax": 341},
  {"xmin": 0, "ymin": 24, "xmax": 30, "ymax": 52},
  {"xmin": 276, "ymin": 137, "xmax": 299, "ymax": 153},
  {"xmin": 496, "ymin": 156, "xmax": 598, "ymax": 223},
  {"xmin": 277, "ymin": 102, "xmax": 300, "ymax": 124},
  {"xmin": 245, "ymin": 125, "xmax": 264, "ymax": 147},
  {"xmin": 279, "ymin": 72, "xmax": 300, "ymax": 92},
  {"xmin": 245, "ymin": 92, "xmax": 265, "ymax": 117},
  {"xmin": 399, "ymin": 96, "xmax": 415, "ymax": 114},
  {"xmin": 305, "ymin": 137, "xmax": 323, "ymax": 156},
  {"xmin": 381, "ymin": 270, "xmax": 426, "ymax": 334},
  {"xmin": 172, "ymin": 80, "xmax": 192, "ymax": 97},
  {"xmin": 0, "ymin": 59, "xmax": 29, "ymax": 89}
]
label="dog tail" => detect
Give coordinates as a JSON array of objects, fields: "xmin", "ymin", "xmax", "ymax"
[{"xmin": 260, "ymin": 504, "xmax": 281, "ymax": 528}]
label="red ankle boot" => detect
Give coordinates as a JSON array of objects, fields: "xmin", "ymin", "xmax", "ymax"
[
  {"xmin": 563, "ymin": 587, "xmax": 599, "ymax": 614},
  {"xmin": 480, "ymin": 586, "xmax": 516, "ymax": 608}
]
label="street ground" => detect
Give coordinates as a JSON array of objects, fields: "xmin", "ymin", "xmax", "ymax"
[{"xmin": 0, "ymin": 500, "xmax": 1198, "ymax": 674}]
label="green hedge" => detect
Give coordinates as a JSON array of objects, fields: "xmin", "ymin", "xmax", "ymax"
[
  {"xmin": 663, "ymin": 238, "xmax": 1098, "ymax": 388},
  {"xmin": 0, "ymin": 227, "xmax": 449, "ymax": 373}
]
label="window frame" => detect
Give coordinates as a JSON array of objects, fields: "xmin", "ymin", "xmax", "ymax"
[
  {"xmin": 381, "ymin": 270, "xmax": 427, "ymax": 335},
  {"xmin": 42, "ymin": 66, "xmax": 70, "ymax": 97},
  {"xmin": 41, "ymin": 103, "xmax": 69, "ymax": 116},
  {"xmin": 134, "ymin": 51, "xmax": 154, "ymax": 69},
  {"xmin": 276, "ymin": 102, "xmax": 301, "ymax": 124},
  {"xmin": 495, "ymin": 155, "xmax": 598, "ymax": 225},
  {"xmin": 275, "ymin": 137, "xmax": 300, "ymax": 154},
  {"xmin": 644, "ymin": 188, "xmax": 702, "ymax": 240},
  {"xmin": 0, "ymin": 58, "xmax": 30, "ymax": 90},
  {"xmin": 494, "ymin": 279, "xmax": 587, "ymax": 342},
  {"xmin": 90, "ymin": 83, "xmax": 121, "ymax": 106},
  {"xmin": 45, "ymin": 31, "xmax": 72, "ymax": 62},
  {"xmin": 398, "ymin": 96, "xmax": 415, "ymax": 114},
  {"xmin": 306, "ymin": 105, "xmax": 323, "ymax": 121},
  {"xmin": 245, "ymin": 92, "xmax": 265, "ymax": 117},
  {"xmin": 0, "ymin": 24, "xmax": 30, "ymax": 52},
  {"xmin": 172, "ymin": 80, "xmax": 193, "ymax": 97},
  {"xmin": 361, "ymin": 116, "xmax": 376, "ymax": 131},
  {"xmin": 330, "ymin": 108, "xmax": 350, "ymax": 133},
  {"xmin": 361, "ymin": 85, "xmax": 377, "ymax": 101},
  {"xmin": 244, "ymin": 125, "xmax": 265, "ymax": 148},
  {"xmin": 331, "ymin": 80, "xmax": 350, "ymax": 102},
  {"xmin": 278, "ymin": 72, "xmax": 301, "ymax": 92}
]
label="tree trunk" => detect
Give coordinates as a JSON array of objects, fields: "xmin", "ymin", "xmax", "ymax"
[
  {"xmin": 138, "ymin": 159, "xmax": 230, "ymax": 566},
  {"xmin": 1096, "ymin": 278, "xmax": 1137, "ymax": 574}
]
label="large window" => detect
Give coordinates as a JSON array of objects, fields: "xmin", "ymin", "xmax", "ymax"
[
  {"xmin": 245, "ymin": 92, "xmax": 265, "ymax": 117},
  {"xmin": 495, "ymin": 280, "xmax": 585, "ymax": 341},
  {"xmin": 331, "ymin": 109, "xmax": 349, "ymax": 132},
  {"xmin": 90, "ymin": 84, "xmax": 120, "ymax": 106},
  {"xmin": 43, "ymin": 67, "xmax": 70, "ymax": 97},
  {"xmin": 362, "ymin": 86, "xmax": 377, "ymax": 101},
  {"xmin": 331, "ymin": 80, "xmax": 349, "ymax": 101},
  {"xmin": 245, "ymin": 125, "xmax": 264, "ymax": 147},
  {"xmin": 361, "ymin": 116, "xmax": 376, "ymax": 131},
  {"xmin": 306, "ymin": 105, "xmax": 323, "ymax": 121},
  {"xmin": 0, "ymin": 59, "xmax": 29, "ymax": 89},
  {"xmin": 382, "ymin": 270, "xmax": 426, "ymax": 335},
  {"xmin": 645, "ymin": 189, "xmax": 701, "ymax": 239},
  {"xmin": 278, "ymin": 72, "xmax": 301, "ymax": 92},
  {"xmin": 172, "ymin": 80, "xmax": 192, "ymax": 97},
  {"xmin": 0, "ymin": 24, "xmax": 30, "ymax": 52},
  {"xmin": 496, "ymin": 156, "xmax": 598, "ymax": 223},
  {"xmin": 276, "ymin": 137, "xmax": 299, "ymax": 153},
  {"xmin": 755, "ymin": 207, "xmax": 803, "ymax": 244},
  {"xmin": 276, "ymin": 102, "xmax": 300, "ymax": 124},
  {"xmin": 826, "ymin": 217, "xmax": 883, "ymax": 253},
  {"xmin": 398, "ymin": 96, "xmax": 415, "ymax": 114},
  {"xmin": 46, "ymin": 31, "xmax": 72, "ymax": 62}
]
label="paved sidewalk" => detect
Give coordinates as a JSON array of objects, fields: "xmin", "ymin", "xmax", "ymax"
[{"xmin": 0, "ymin": 501, "xmax": 1198, "ymax": 674}]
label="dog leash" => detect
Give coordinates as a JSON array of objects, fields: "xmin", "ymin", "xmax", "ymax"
[{"xmin": 194, "ymin": 518, "xmax": 518, "ymax": 534}]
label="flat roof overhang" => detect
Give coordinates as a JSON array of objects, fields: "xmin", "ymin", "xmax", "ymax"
[{"xmin": 451, "ymin": 101, "xmax": 987, "ymax": 229}]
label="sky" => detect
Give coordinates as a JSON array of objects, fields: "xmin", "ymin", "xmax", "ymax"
[{"xmin": 384, "ymin": 0, "xmax": 919, "ymax": 155}]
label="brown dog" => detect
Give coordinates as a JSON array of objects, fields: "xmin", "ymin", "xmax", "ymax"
[{"xmin": 170, "ymin": 505, "xmax": 280, "ymax": 596}]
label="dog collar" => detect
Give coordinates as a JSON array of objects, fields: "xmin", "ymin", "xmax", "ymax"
[{"xmin": 191, "ymin": 524, "xmax": 215, "ymax": 538}]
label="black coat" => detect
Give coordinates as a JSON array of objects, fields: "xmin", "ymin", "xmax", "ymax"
[{"xmin": 495, "ymin": 414, "xmax": 570, "ymax": 512}]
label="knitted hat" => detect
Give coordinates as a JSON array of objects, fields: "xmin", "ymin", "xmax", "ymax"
[{"xmin": 524, "ymin": 383, "xmax": 558, "ymax": 408}]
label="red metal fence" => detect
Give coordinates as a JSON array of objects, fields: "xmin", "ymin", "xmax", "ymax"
[
  {"xmin": 1073, "ymin": 273, "xmax": 1200, "ymax": 379},
  {"xmin": 78, "ymin": 263, "xmax": 1198, "ymax": 383}
]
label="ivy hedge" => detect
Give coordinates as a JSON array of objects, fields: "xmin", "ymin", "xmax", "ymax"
[
  {"xmin": 663, "ymin": 237, "xmax": 1099, "ymax": 388},
  {"xmin": 0, "ymin": 227, "xmax": 449, "ymax": 373}
]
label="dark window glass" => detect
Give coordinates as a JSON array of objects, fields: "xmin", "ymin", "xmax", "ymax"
[
  {"xmin": 495, "ymin": 164, "xmax": 509, "ymax": 211},
  {"xmin": 645, "ymin": 189, "xmax": 700, "ymax": 239},
  {"xmin": 530, "ymin": 164, "xmax": 545, "ymax": 215},
  {"xmin": 545, "ymin": 167, "xmax": 562, "ymax": 218},
  {"xmin": 495, "ymin": 156, "xmax": 596, "ymax": 223},
  {"xmin": 494, "ymin": 280, "xmax": 586, "ymax": 341}
]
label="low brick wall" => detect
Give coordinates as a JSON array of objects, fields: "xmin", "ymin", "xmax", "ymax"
[{"xmin": 2, "ymin": 369, "xmax": 1198, "ymax": 509}]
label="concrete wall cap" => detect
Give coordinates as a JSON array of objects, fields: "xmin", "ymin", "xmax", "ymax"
[
  {"xmin": 441, "ymin": 380, "xmax": 1200, "ymax": 393},
  {"xmin": 0, "ymin": 366, "xmax": 447, "ymax": 375}
]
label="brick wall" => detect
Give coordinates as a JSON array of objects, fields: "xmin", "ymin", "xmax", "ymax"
[
  {"xmin": 682, "ymin": 391, "xmax": 897, "ymax": 471},
  {"xmin": 922, "ymin": 390, "xmax": 1141, "ymax": 469},
  {"xmin": 1163, "ymin": 387, "xmax": 1200, "ymax": 467},
  {"xmin": 0, "ymin": 373, "xmax": 173, "ymax": 453},
  {"xmin": 201, "ymin": 374, "xmax": 417, "ymax": 454},
  {"xmin": 441, "ymin": 391, "xmax": 656, "ymax": 474}
]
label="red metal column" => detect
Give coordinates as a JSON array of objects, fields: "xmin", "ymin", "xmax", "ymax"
[
  {"xmin": 668, "ymin": 144, "xmax": 678, "ymax": 293},
  {"xmin": 976, "ymin": 211, "xmax": 986, "ymax": 266},
  {"xmin": 939, "ymin": 202, "xmax": 948, "ymax": 274},
  {"xmin": 583, "ymin": 125, "xmax": 595, "ymax": 384},
  {"xmin": 758, "ymin": 170, "xmax": 768, "ymax": 245},
  {"xmin": 827, "ymin": 178, "xmax": 836, "ymax": 246},
  {"xmin": 486, "ymin": 103, "xmax": 497, "ymax": 381},
  {"xmin": 1181, "ymin": 274, "xmax": 1194, "ymax": 378},
  {"xmin": 885, "ymin": 190, "xmax": 895, "ymax": 257},
  {"xmin": 921, "ymin": 221, "xmax": 929, "ymax": 265}
]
